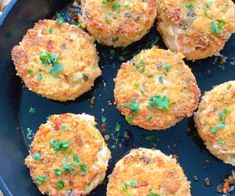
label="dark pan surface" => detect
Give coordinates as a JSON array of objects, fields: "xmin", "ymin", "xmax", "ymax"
[{"xmin": 0, "ymin": 0, "xmax": 235, "ymax": 195}]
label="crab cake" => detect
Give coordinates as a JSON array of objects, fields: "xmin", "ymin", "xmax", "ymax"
[
  {"xmin": 80, "ymin": 0, "xmax": 157, "ymax": 47},
  {"xmin": 194, "ymin": 81, "xmax": 235, "ymax": 166},
  {"xmin": 157, "ymin": 0, "xmax": 235, "ymax": 60},
  {"xmin": 114, "ymin": 48, "xmax": 200, "ymax": 130},
  {"xmin": 107, "ymin": 148, "xmax": 191, "ymax": 196},
  {"xmin": 25, "ymin": 113, "xmax": 111, "ymax": 195},
  {"xmin": 11, "ymin": 19, "xmax": 101, "ymax": 102}
]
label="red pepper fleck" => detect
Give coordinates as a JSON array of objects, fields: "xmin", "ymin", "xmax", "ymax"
[
  {"xmin": 135, "ymin": 181, "xmax": 148, "ymax": 188},
  {"xmin": 60, "ymin": 114, "xmax": 70, "ymax": 119},
  {"xmin": 231, "ymin": 91, "xmax": 235, "ymax": 98},
  {"xmin": 54, "ymin": 119, "xmax": 61, "ymax": 131},
  {"xmin": 47, "ymin": 40, "xmax": 54, "ymax": 52}
]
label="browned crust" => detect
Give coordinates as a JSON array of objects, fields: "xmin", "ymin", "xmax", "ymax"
[
  {"xmin": 107, "ymin": 148, "xmax": 191, "ymax": 196},
  {"xmin": 114, "ymin": 48, "xmax": 200, "ymax": 130},
  {"xmin": 12, "ymin": 19, "xmax": 101, "ymax": 101}
]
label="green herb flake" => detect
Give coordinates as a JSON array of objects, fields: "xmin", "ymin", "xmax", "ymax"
[
  {"xmin": 49, "ymin": 27, "xmax": 53, "ymax": 33},
  {"xmin": 211, "ymin": 20, "xmax": 226, "ymax": 35},
  {"xmin": 73, "ymin": 154, "xmax": 80, "ymax": 166},
  {"xmin": 146, "ymin": 188, "xmax": 160, "ymax": 196},
  {"xmin": 111, "ymin": 4, "xmax": 121, "ymax": 11},
  {"xmin": 146, "ymin": 114, "xmax": 153, "ymax": 121},
  {"xmin": 50, "ymin": 139, "xmax": 70, "ymax": 152},
  {"xmin": 39, "ymin": 51, "xmax": 51, "ymax": 65},
  {"xmin": 27, "ymin": 69, "xmax": 34, "ymax": 74},
  {"xmin": 54, "ymin": 169, "xmax": 62, "ymax": 176},
  {"xmin": 148, "ymin": 96, "xmax": 170, "ymax": 110},
  {"xmin": 80, "ymin": 164, "xmax": 87, "ymax": 175},
  {"xmin": 56, "ymin": 12, "xmax": 65, "ymax": 24},
  {"xmin": 218, "ymin": 140, "xmax": 226, "ymax": 145},
  {"xmin": 209, "ymin": 126, "xmax": 218, "ymax": 134},
  {"xmin": 102, "ymin": 0, "xmax": 114, "ymax": 4},
  {"xmin": 123, "ymin": 99, "xmax": 140, "ymax": 113},
  {"xmin": 29, "ymin": 106, "xmax": 36, "ymax": 114},
  {"xmin": 32, "ymin": 153, "xmax": 41, "ymax": 160},
  {"xmin": 26, "ymin": 128, "xmax": 33, "ymax": 140},
  {"xmin": 101, "ymin": 115, "xmax": 107, "ymax": 124},
  {"xmin": 35, "ymin": 176, "xmax": 47, "ymax": 184},
  {"xmin": 105, "ymin": 15, "xmax": 111, "ymax": 24},
  {"xmin": 50, "ymin": 62, "xmax": 64, "ymax": 75},
  {"xmin": 63, "ymin": 163, "xmax": 73, "ymax": 174},
  {"xmin": 115, "ymin": 122, "xmax": 121, "ymax": 132},
  {"xmin": 36, "ymin": 73, "xmax": 43, "ymax": 81},
  {"xmin": 57, "ymin": 180, "xmax": 64, "ymax": 190},
  {"xmin": 185, "ymin": 2, "xmax": 194, "ymax": 9},
  {"xmin": 130, "ymin": 181, "xmax": 138, "ymax": 187},
  {"xmin": 60, "ymin": 126, "xmax": 69, "ymax": 131}
]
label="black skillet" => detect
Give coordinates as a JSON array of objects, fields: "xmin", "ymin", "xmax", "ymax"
[{"xmin": 0, "ymin": 0, "xmax": 235, "ymax": 195}]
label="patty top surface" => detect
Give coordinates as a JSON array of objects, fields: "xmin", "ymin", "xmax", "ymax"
[
  {"xmin": 157, "ymin": 0, "xmax": 235, "ymax": 60},
  {"xmin": 12, "ymin": 19, "xmax": 101, "ymax": 101},
  {"xmin": 80, "ymin": 0, "xmax": 157, "ymax": 47},
  {"xmin": 114, "ymin": 48, "xmax": 200, "ymax": 130},
  {"xmin": 107, "ymin": 148, "xmax": 191, "ymax": 196},
  {"xmin": 194, "ymin": 81, "xmax": 235, "ymax": 165},
  {"xmin": 25, "ymin": 113, "xmax": 111, "ymax": 195}
]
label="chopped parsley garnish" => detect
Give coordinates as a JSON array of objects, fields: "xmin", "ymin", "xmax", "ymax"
[
  {"xmin": 185, "ymin": 2, "xmax": 194, "ymax": 9},
  {"xmin": 56, "ymin": 12, "xmax": 65, "ymax": 24},
  {"xmin": 80, "ymin": 164, "xmax": 87, "ymax": 175},
  {"xmin": 54, "ymin": 169, "xmax": 62, "ymax": 176},
  {"xmin": 73, "ymin": 154, "xmax": 80, "ymax": 166},
  {"xmin": 211, "ymin": 20, "xmax": 226, "ymax": 35},
  {"xmin": 120, "ymin": 181, "xmax": 138, "ymax": 195},
  {"xmin": 105, "ymin": 15, "xmax": 111, "ymax": 24},
  {"xmin": 209, "ymin": 108, "xmax": 230, "ymax": 134},
  {"xmin": 102, "ymin": 0, "xmax": 114, "ymax": 4},
  {"xmin": 146, "ymin": 188, "xmax": 160, "ymax": 196},
  {"xmin": 146, "ymin": 114, "xmax": 153, "ymax": 121},
  {"xmin": 50, "ymin": 139, "xmax": 70, "ymax": 152},
  {"xmin": 123, "ymin": 99, "xmax": 140, "ymax": 113},
  {"xmin": 32, "ymin": 153, "xmax": 41, "ymax": 160},
  {"xmin": 49, "ymin": 27, "xmax": 53, "ymax": 33},
  {"xmin": 26, "ymin": 128, "xmax": 33, "ymax": 140},
  {"xmin": 115, "ymin": 122, "xmax": 121, "ymax": 132},
  {"xmin": 60, "ymin": 125, "xmax": 69, "ymax": 131},
  {"xmin": 29, "ymin": 106, "xmax": 36, "ymax": 114},
  {"xmin": 57, "ymin": 180, "xmax": 64, "ymax": 190},
  {"xmin": 134, "ymin": 60, "xmax": 145, "ymax": 73},
  {"xmin": 111, "ymin": 4, "xmax": 121, "ymax": 11},
  {"xmin": 148, "ymin": 96, "xmax": 170, "ymax": 110},
  {"xmin": 35, "ymin": 176, "xmax": 47, "ymax": 184},
  {"xmin": 36, "ymin": 73, "xmax": 42, "ymax": 81},
  {"xmin": 218, "ymin": 140, "xmax": 226, "ymax": 145},
  {"xmin": 101, "ymin": 115, "xmax": 107, "ymax": 124},
  {"xmin": 49, "ymin": 62, "xmax": 64, "ymax": 75},
  {"xmin": 63, "ymin": 163, "xmax": 73, "ymax": 174},
  {"xmin": 27, "ymin": 69, "xmax": 33, "ymax": 74},
  {"xmin": 39, "ymin": 52, "xmax": 64, "ymax": 75}
]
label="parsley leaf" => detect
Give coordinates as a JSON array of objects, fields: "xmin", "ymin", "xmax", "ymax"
[
  {"xmin": 54, "ymin": 169, "xmax": 62, "ymax": 176},
  {"xmin": 35, "ymin": 176, "xmax": 47, "ymax": 184},
  {"xmin": 32, "ymin": 153, "xmax": 41, "ymax": 160},
  {"xmin": 73, "ymin": 154, "xmax": 80, "ymax": 166},
  {"xmin": 123, "ymin": 99, "xmax": 140, "ymax": 113},
  {"xmin": 80, "ymin": 164, "xmax": 87, "ymax": 175},
  {"xmin": 211, "ymin": 20, "xmax": 226, "ymax": 35},
  {"xmin": 49, "ymin": 62, "xmax": 64, "ymax": 75},
  {"xmin": 50, "ymin": 139, "xmax": 70, "ymax": 152},
  {"xmin": 148, "ymin": 96, "xmax": 170, "ymax": 110},
  {"xmin": 57, "ymin": 180, "xmax": 64, "ymax": 190}
]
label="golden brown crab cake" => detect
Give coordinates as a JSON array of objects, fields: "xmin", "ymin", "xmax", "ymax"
[
  {"xmin": 11, "ymin": 19, "xmax": 101, "ymax": 102},
  {"xmin": 107, "ymin": 148, "xmax": 191, "ymax": 196},
  {"xmin": 157, "ymin": 0, "xmax": 235, "ymax": 60},
  {"xmin": 194, "ymin": 81, "xmax": 235, "ymax": 166},
  {"xmin": 80, "ymin": 0, "xmax": 157, "ymax": 47},
  {"xmin": 114, "ymin": 48, "xmax": 200, "ymax": 130},
  {"xmin": 25, "ymin": 113, "xmax": 111, "ymax": 195}
]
